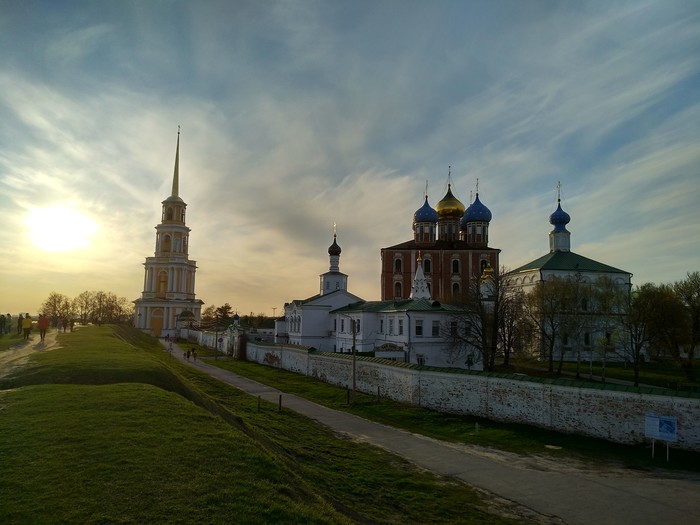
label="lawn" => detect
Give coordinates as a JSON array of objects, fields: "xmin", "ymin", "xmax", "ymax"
[{"xmin": 0, "ymin": 325, "xmax": 523, "ymax": 525}]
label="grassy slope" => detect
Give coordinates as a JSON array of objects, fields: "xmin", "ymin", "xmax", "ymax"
[{"xmin": 0, "ymin": 326, "xmax": 521, "ymax": 525}]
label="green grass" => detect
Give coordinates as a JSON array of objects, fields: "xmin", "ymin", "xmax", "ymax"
[
  {"xmin": 208, "ymin": 357, "xmax": 700, "ymax": 473},
  {"xmin": 0, "ymin": 325, "xmax": 523, "ymax": 525},
  {"xmin": 0, "ymin": 331, "xmax": 24, "ymax": 351}
]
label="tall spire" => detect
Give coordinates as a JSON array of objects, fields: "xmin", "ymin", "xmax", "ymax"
[{"xmin": 171, "ymin": 126, "xmax": 180, "ymax": 198}]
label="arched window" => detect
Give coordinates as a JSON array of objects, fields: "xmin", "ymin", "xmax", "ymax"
[
  {"xmin": 480, "ymin": 260, "xmax": 487, "ymax": 274},
  {"xmin": 394, "ymin": 258, "xmax": 402, "ymax": 273},
  {"xmin": 452, "ymin": 282, "xmax": 460, "ymax": 295},
  {"xmin": 162, "ymin": 235, "xmax": 172, "ymax": 252},
  {"xmin": 452, "ymin": 259, "xmax": 459, "ymax": 274},
  {"xmin": 394, "ymin": 282, "xmax": 402, "ymax": 299},
  {"xmin": 157, "ymin": 272, "xmax": 168, "ymax": 297},
  {"xmin": 166, "ymin": 207, "xmax": 173, "ymax": 221},
  {"xmin": 424, "ymin": 259, "xmax": 431, "ymax": 273}
]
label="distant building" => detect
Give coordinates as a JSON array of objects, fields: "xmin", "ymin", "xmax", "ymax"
[
  {"xmin": 332, "ymin": 254, "xmax": 482, "ymax": 369},
  {"xmin": 275, "ymin": 230, "xmax": 363, "ymax": 350},
  {"xmin": 506, "ymin": 185, "xmax": 632, "ymax": 361},
  {"xmin": 133, "ymin": 130, "xmax": 203, "ymax": 337},
  {"xmin": 380, "ymin": 173, "xmax": 500, "ymax": 302}
]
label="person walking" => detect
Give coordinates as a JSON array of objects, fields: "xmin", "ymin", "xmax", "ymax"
[
  {"xmin": 17, "ymin": 313, "xmax": 23, "ymax": 335},
  {"xmin": 5, "ymin": 314, "xmax": 11, "ymax": 334},
  {"xmin": 0, "ymin": 313, "xmax": 5, "ymax": 336},
  {"xmin": 37, "ymin": 314, "xmax": 49, "ymax": 342},
  {"xmin": 22, "ymin": 314, "xmax": 33, "ymax": 341}
]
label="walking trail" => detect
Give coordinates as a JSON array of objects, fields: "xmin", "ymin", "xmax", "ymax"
[{"xmin": 165, "ymin": 340, "xmax": 700, "ymax": 525}]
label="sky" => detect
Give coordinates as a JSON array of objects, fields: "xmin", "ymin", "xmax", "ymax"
[{"xmin": 1, "ymin": 0, "xmax": 699, "ymax": 317}]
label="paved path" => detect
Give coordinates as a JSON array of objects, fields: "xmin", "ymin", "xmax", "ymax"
[{"xmin": 164, "ymin": 341, "xmax": 700, "ymax": 525}]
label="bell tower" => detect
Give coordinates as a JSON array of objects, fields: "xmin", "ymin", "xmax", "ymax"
[{"xmin": 134, "ymin": 128, "xmax": 203, "ymax": 337}]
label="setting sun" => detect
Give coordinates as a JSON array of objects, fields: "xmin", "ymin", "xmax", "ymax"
[{"xmin": 26, "ymin": 205, "xmax": 99, "ymax": 252}]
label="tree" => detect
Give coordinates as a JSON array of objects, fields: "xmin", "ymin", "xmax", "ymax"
[
  {"xmin": 673, "ymin": 271, "xmax": 700, "ymax": 376},
  {"xmin": 215, "ymin": 303, "xmax": 234, "ymax": 321},
  {"xmin": 523, "ymin": 276, "xmax": 573, "ymax": 373},
  {"xmin": 39, "ymin": 292, "xmax": 73, "ymax": 323},
  {"xmin": 620, "ymin": 283, "xmax": 658, "ymax": 386},
  {"xmin": 498, "ymin": 284, "xmax": 526, "ymax": 367},
  {"xmin": 201, "ymin": 305, "xmax": 217, "ymax": 324},
  {"xmin": 73, "ymin": 291, "xmax": 96, "ymax": 324},
  {"xmin": 445, "ymin": 268, "xmax": 501, "ymax": 371}
]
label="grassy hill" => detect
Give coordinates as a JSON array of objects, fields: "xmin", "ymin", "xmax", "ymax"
[{"xmin": 0, "ymin": 325, "xmax": 523, "ymax": 525}]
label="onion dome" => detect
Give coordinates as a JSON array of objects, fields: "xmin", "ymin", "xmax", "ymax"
[
  {"xmin": 549, "ymin": 201, "xmax": 570, "ymax": 232},
  {"xmin": 328, "ymin": 234, "xmax": 341, "ymax": 256},
  {"xmin": 436, "ymin": 184, "xmax": 465, "ymax": 220},
  {"xmin": 461, "ymin": 194, "xmax": 492, "ymax": 226},
  {"xmin": 414, "ymin": 196, "xmax": 439, "ymax": 223}
]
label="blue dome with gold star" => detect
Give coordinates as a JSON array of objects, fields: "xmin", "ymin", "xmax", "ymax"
[{"xmin": 414, "ymin": 196, "xmax": 439, "ymax": 223}]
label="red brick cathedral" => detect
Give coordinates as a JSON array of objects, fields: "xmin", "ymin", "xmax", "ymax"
[{"xmin": 380, "ymin": 177, "xmax": 500, "ymax": 302}]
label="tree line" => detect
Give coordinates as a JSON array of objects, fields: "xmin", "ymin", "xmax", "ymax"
[
  {"xmin": 38, "ymin": 291, "xmax": 134, "ymax": 325},
  {"xmin": 447, "ymin": 269, "xmax": 699, "ymax": 384}
]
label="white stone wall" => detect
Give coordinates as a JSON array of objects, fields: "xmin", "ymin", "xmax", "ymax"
[{"xmin": 245, "ymin": 341, "xmax": 700, "ymax": 451}]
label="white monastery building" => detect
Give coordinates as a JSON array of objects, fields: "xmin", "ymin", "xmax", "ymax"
[{"xmin": 133, "ymin": 130, "xmax": 203, "ymax": 337}]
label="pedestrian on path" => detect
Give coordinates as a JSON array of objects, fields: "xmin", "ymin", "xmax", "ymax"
[
  {"xmin": 37, "ymin": 314, "xmax": 49, "ymax": 342},
  {"xmin": 192, "ymin": 348, "xmax": 197, "ymax": 361},
  {"xmin": 22, "ymin": 314, "xmax": 32, "ymax": 340},
  {"xmin": 17, "ymin": 313, "xmax": 23, "ymax": 335},
  {"xmin": 4, "ymin": 314, "xmax": 10, "ymax": 334}
]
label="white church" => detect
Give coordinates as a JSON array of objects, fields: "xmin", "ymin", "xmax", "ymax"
[{"xmin": 275, "ymin": 229, "xmax": 482, "ymax": 370}]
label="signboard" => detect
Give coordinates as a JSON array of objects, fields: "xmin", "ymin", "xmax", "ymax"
[{"xmin": 644, "ymin": 413, "xmax": 677, "ymax": 443}]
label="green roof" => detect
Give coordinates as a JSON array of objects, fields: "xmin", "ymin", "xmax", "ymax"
[
  {"xmin": 510, "ymin": 250, "xmax": 630, "ymax": 275},
  {"xmin": 333, "ymin": 298, "xmax": 464, "ymax": 314}
]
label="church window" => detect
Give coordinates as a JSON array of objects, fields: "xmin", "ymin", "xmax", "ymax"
[
  {"xmin": 584, "ymin": 333, "xmax": 591, "ymax": 346},
  {"xmin": 424, "ymin": 259, "xmax": 431, "ymax": 273},
  {"xmin": 480, "ymin": 259, "xmax": 487, "ymax": 274},
  {"xmin": 432, "ymin": 320, "xmax": 440, "ymax": 337},
  {"xmin": 334, "ymin": 319, "xmax": 337, "ymax": 331},
  {"xmin": 162, "ymin": 235, "xmax": 172, "ymax": 252},
  {"xmin": 415, "ymin": 320, "xmax": 423, "ymax": 337},
  {"xmin": 416, "ymin": 354, "xmax": 425, "ymax": 365},
  {"xmin": 394, "ymin": 282, "xmax": 402, "ymax": 299},
  {"xmin": 452, "ymin": 282, "xmax": 460, "ymax": 295},
  {"xmin": 341, "ymin": 319, "xmax": 345, "ymax": 332},
  {"xmin": 355, "ymin": 319, "xmax": 360, "ymax": 333},
  {"xmin": 180, "ymin": 209, "xmax": 186, "ymax": 222},
  {"xmin": 157, "ymin": 272, "xmax": 168, "ymax": 297},
  {"xmin": 398, "ymin": 319, "xmax": 403, "ymax": 335},
  {"xmin": 166, "ymin": 207, "xmax": 173, "ymax": 221},
  {"xmin": 389, "ymin": 319, "xmax": 394, "ymax": 335},
  {"xmin": 394, "ymin": 258, "xmax": 402, "ymax": 273},
  {"xmin": 452, "ymin": 259, "xmax": 459, "ymax": 274}
]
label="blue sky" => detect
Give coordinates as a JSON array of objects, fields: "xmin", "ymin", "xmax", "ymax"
[{"xmin": 1, "ymin": 0, "xmax": 699, "ymax": 316}]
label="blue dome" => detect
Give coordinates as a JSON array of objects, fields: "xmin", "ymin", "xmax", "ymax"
[
  {"xmin": 549, "ymin": 201, "xmax": 570, "ymax": 232},
  {"xmin": 461, "ymin": 194, "xmax": 492, "ymax": 226},
  {"xmin": 414, "ymin": 196, "xmax": 439, "ymax": 223}
]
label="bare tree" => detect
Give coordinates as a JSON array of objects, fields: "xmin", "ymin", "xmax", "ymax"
[
  {"xmin": 73, "ymin": 291, "xmax": 96, "ymax": 324},
  {"xmin": 673, "ymin": 271, "xmax": 700, "ymax": 377},
  {"xmin": 39, "ymin": 292, "xmax": 73, "ymax": 324}
]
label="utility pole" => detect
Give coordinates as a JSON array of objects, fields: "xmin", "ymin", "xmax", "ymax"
[{"xmin": 351, "ymin": 318, "xmax": 357, "ymax": 403}]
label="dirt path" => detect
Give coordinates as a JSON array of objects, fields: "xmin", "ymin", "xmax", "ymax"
[{"xmin": 0, "ymin": 329, "xmax": 61, "ymax": 379}]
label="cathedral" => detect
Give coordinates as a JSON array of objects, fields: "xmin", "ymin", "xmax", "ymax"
[
  {"xmin": 133, "ymin": 130, "xmax": 203, "ymax": 337},
  {"xmin": 380, "ymin": 173, "xmax": 500, "ymax": 302}
]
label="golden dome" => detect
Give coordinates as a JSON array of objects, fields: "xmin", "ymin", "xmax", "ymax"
[{"xmin": 435, "ymin": 184, "xmax": 465, "ymax": 219}]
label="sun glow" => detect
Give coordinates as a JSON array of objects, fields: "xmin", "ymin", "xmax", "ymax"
[{"xmin": 26, "ymin": 205, "xmax": 99, "ymax": 252}]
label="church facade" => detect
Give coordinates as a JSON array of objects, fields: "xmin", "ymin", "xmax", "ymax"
[
  {"xmin": 506, "ymin": 186, "xmax": 632, "ymax": 361},
  {"xmin": 380, "ymin": 176, "xmax": 500, "ymax": 302},
  {"xmin": 133, "ymin": 131, "xmax": 203, "ymax": 337}
]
